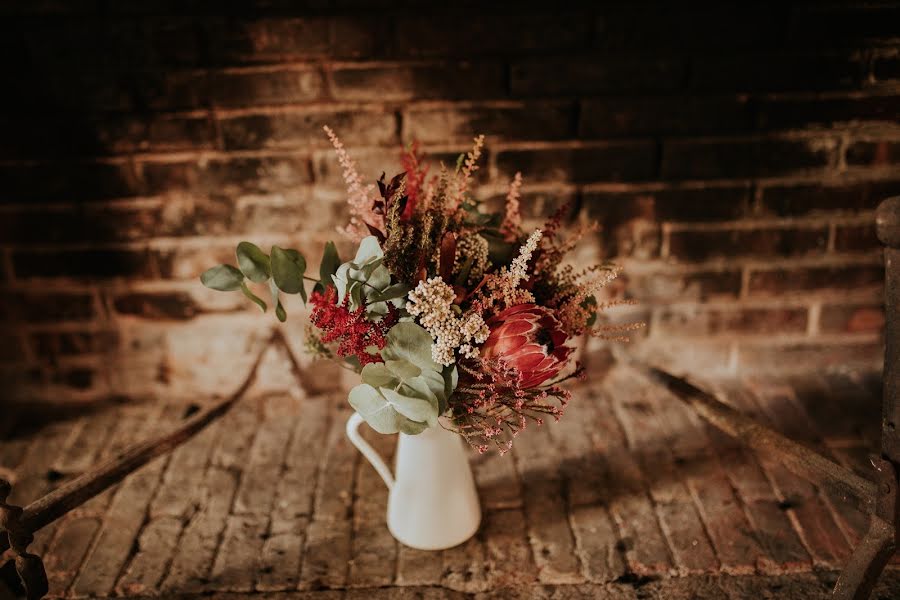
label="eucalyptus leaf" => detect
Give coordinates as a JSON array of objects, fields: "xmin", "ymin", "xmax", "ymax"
[
  {"xmin": 360, "ymin": 363, "xmax": 400, "ymax": 389},
  {"xmin": 200, "ymin": 264, "xmax": 244, "ymax": 291},
  {"xmin": 271, "ymin": 245, "xmax": 306, "ymax": 295},
  {"xmin": 367, "ymin": 283, "xmax": 411, "ymax": 303},
  {"xmin": 236, "ymin": 241, "xmax": 271, "ymax": 283},
  {"xmin": 269, "ymin": 280, "xmax": 286, "ymax": 322},
  {"xmin": 316, "ymin": 241, "xmax": 341, "ymax": 294},
  {"xmin": 380, "ymin": 386, "xmax": 439, "ymax": 427},
  {"xmin": 384, "ymin": 359, "xmax": 421, "ymax": 381},
  {"xmin": 240, "ymin": 281, "xmax": 267, "ymax": 312},
  {"xmin": 348, "ymin": 383, "xmax": 429, "ymax": 435},
  {"xmin": 380, "ymin": 322, "xmax": 442, "ymax": 372}
]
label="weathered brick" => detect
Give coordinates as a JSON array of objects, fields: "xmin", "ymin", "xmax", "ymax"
[
  {"xmin": 846, "ymin": 139, "xmax": 900, "ymax": 167},
  {"xmin": 2, "ymin": 291, "xmax": 96, "ymax": 323},
  {"xmin": 497, "ymin": 143, "xmax": 656, "ymax": 184},
  {"xmin": 691, "ymin": 52, "xmax": 861, "ymax": 92},
  {"xmin": 404, "ymin": 102, "xmax": 574, "ymax": 143},
  {"xmin": 210, "ymin": 66, "xmax": 326, "ymax": 107},
  {"xmin": 206, "ymin": 16, "xmax": 385, "ymax": 63},
  {"xmin": 834, "ymin": 223, "xmax": 880, "ymax": 252},
  {"xmin": 580, "ymin": 96, "xmax": 753, "ymax": 138},
  {"xmin": 628, "ymin": 269, "xmax": 743, "ymax": 302},
  {"xmin": 747, "ymin": 263, "xmax": 883, "ymax": 296},
  {"xmin": 655, "ymin": 306, "xmax": 808, "ymax": 336},
  {"xmin": 757, "ymin": 94, "xmax": 900, "ymax": 130},
  {"xmin": 595, "ymin": 5, "xmax": 783, "ymax": 51},
  {"xmin": 819, "ymin": 302, "xmax": 885, "ymax": 334},
  {"xmin": 0, "ymin": 204, "xmax": 161, "ymax": 246},
  {"xmin": 331, "ymin": 62, "xmax": 505, "ymax": 102},
  {"xmin": 584, "ymin": 184, "xmax": 751, "ymax": 223},
  {"xmin": 661, "ymin": 136, "xmax": 837, "ymax": 180},
  {"xmin": 220, "ymin": 109, "xmax": 396, "ymax": 151},
  {"xmin": 11, "ymin": 248, "xmax": 162, "ymax": 280},
  {"xmin": 113, "ymin": 291, "xmax": 200, "ymax": 320},
  {"xmin": 0, "ymin": 161, "xmax": 141, "ymax": 203},
  {"xmin": 395, "ymin": 13, "xmax": 590, "ymax": 58},
  {"xmin": 737, "ymin": 341, "xmax": 882, "ymax": 372},
  {"xmin": 512, "ymin": 56, "xmax": 686, "ymax": 96},
  {"xmin": 30, "ymin": 330, "xmax": 118, "ymax": 357},
  {"xmin": 759, "ymin": 179, "xmax": 900, "ymax": 216},
  {"xmin": 141, "ymin": 154, "xmax": 314, "ymax": 196},
  {"xmin": 788, "ymin": 4, "xmax": 900, "ymax": 45},
  {"xmin": 667, "ymin": 226, "xmax": 828, "ymax": 262},
  {"xmin": 873, "ymin": 51, "xmax": 900, "ymax": 82}
]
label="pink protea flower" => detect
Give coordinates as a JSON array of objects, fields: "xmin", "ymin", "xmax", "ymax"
[{"xmin": 481, "ymin": 304, "xmax": 573, "ymax": 389}]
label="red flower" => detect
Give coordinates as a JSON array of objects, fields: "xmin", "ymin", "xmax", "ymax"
[
  {"xmin": 481, "ymin": 304, "xmax": 573, "ymax": 389},
  {"xmin": 310, "ymin": 286, "xmax": 398, "ymax": 365}
]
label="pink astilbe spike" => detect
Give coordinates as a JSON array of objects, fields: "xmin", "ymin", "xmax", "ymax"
[
  {"xmin": 500, "ymin": 171, "xmax": 523, "ymax": 239},
  {"xmin": 449, "ymin": 134, "xmax": 485, "ymax": 210},
  {"xmin": 323, "ymin": 125, "xmax": 382, "ymax": 241}
]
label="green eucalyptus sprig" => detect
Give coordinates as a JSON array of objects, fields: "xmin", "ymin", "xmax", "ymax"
[{"xmin": 200, "ymin": 241, "xmax": 341, "ymax": 322}]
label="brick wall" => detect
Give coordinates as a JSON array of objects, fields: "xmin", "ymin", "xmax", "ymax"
[{"xmin": 0, "ymin": 1, "xmax": 897, "ymax": 403}]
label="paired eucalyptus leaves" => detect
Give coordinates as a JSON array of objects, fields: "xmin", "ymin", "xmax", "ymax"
[
  {"xmin": 349, "ymin": 322, "xmax": 458, "ymax": 435},
  {"xmin": 200, "ymin": 241, "xmax": 341, "ymax": 322},
  {"xmin": 334, "ymin": 236, "xmax": 409, "ymax": 319}
]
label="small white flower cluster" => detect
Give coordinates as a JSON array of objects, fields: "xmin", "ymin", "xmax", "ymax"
[{"xmin": 407, "ymin": 276, "xmax": 490, "ymax": 366}]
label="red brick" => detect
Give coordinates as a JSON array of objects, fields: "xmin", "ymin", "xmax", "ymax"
[
  {"xmin": 846, "ymin": 139, "xmax": 900, "ymax": 167},
  {"xmin": 594, "ymin": 5, "xmax": 783, "ymax": 50},
  {"xmin": 11, "ymin": 248, "xmax": 163, "ymax": 280},
  {"xmin": 219, "ymin": 110, "xmax": 396, "ymax": 151},
  {"xmin": 205, "ymin": 16, "xmax": 386, "ymax": 63},
  {"xmin": 496, "ymin": 142, "xmax": 657, "ymax": 184},
  {"xmin": 113, "ymin": 292, "xmax": 200, "ymax": 320},
  {"xmin": 51, "ymin": 366, "xmax": 96, "ymax": 390},
  {"xmin": 655, "ymin": 306, "xmax": 808, "ymax": 336},
  {"xmin": 511, "ymin": 56, "xmax": 686, "ymax": 96},
  {"xmin": 748, "ymin": 264, "xmax": 883, "ymax": 295},
  {"xmin": 874, "ymin": 52, "xmax": 900, "ymax": 82},
  {"xmin": 395, "ymin": 13, "xmax": 590, "ymax": 58},
  {"xmin": 757, "ymin": 94, "xmax": 900, "ymax": 131},
  {"xmin": 661, "ymin": 136, "xmax": 836, "ymax": 180},
  {"xmin": 330, "ymin": 62, "xmax": 505, "ymax": 102},
  {"xmin": 691, "ymin": 52, "xmax": 862, "ymax": 92},
  {"xmin": 834, "ymin": 223, "xmax": 880, "ymax": 252},
  {"xmin": 404, "ymin": 102, "xmax": 574, "ymax": 143},
  {"xmin": 759, "ymin": 179, "xmax": 900, "ymax": 216},
  {"xmin": 210, "ymin": 67, "xmax": 325, "ymax": 108},
  {"xmin": 7, "ymin": 115, "xmax": 216, "ymax": 156},
  {"xmin": 2, "ymin": 291, "xmax": 96, "ymax": 323},
  {"xmin": 738, "ymin": 340, "xmax": 882, "ymax": 376},
  {"xmin": 584, "ymin": 184, "xmax": 751, "ymax": 223},
  {"xmin": 819, "ymin": 303, "xmax": 885, "ymax": 334},
  {"xmin": 0, "ymin": 205, "xmax": 161, "ymax": 246},
  {"xmin": 0, "ymin": 161, "xmax": 141, "ymax": 203},
  {"xmin": 629, "ymin": 269, "xmax": 743, "ymax": 302},
  {"xmin": 788, "ymin": 4, "xmax": 900, "ymax": 45},
  {"xmin": 30, "ymin": 331, "xmax": 118, "ymax": 357},
  {"xmin": 580, "ymin": 96, "xmax": 753, "ymax": 138},
  {"xmin": 667, "ymin": 226, "xmax": 828, "ymax": 262},
  {"xmin": 142, "ymin": 154, "xmax": 313, "ymax": 197}
]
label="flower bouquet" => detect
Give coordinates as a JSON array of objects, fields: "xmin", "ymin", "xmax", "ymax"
[{"xmin": 201, "ymin": 128, "xmax": 639, "ymax": 549}]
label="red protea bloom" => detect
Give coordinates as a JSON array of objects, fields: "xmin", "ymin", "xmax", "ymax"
[{"xmin": 481, "ymin": 304, "xmax": 573, "ymax": 389}]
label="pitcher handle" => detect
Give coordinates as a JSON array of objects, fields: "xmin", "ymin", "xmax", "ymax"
[{"xmin": 346, "ymin": 412, "xmax": 394, "ymax": 489}]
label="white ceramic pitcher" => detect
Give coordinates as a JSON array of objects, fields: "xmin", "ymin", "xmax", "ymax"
[{"xmin": 346, "ymin": 413, "xmax": 481, "ymax": 550}]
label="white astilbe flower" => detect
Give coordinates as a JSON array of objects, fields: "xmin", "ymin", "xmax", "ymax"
[
  {"xmin": 484, "ymin": 228, "xmax": 543, "ymax": 309},
  {"xmin": 407, "ymin": 277, "xmax": 490, "ymax": 366}
]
